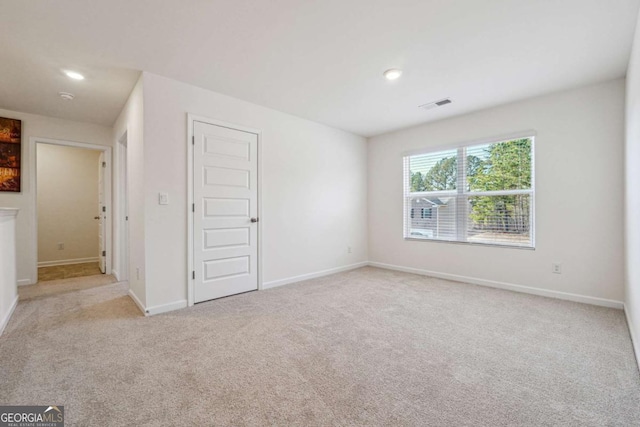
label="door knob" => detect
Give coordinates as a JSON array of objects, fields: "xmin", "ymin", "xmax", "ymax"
[
  {"xmin": 94, "ymin": 216, "xmax": 100, "ymax": 220},
  {"xmin": 250, "ymin": 218, "xmax": 259, "ymax": 223}
]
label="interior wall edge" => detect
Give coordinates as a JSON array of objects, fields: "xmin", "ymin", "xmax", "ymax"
[
  {"xmin": 624, "ymin": 304, "xmax": 640, "ymax": 373},
  {"xmin": 262, "ymin": 261, "xmax": 369, "ymax": 290},
  {"xmin": 0, "ymin": 295, "xmax": 19, "ymax": 336},
  {"xmin": 128, "ymin": 288, "xmax": 146, "ymax": 316},
  {"xmin": 368, "ymin": 261, "xmax": 624, "ymax": 309}
]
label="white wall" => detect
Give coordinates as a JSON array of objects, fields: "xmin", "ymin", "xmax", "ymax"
[
  {"xmin": 368, "ymin": 79, "xmax": 625, "ymax": 304},
  {"xmin": 113, "ymin": 76, "xmax": 145, "ymax": 307},
  {"xmin": 139, "ymin": 72, "xmax": 368, "ymax": 310},
  {"xmin": 37, "ymin": 144, "xmax": 100, "ymax": 264},
  {"xmin": 0, "ymin": 209, "xmax": 18, "ymax": 335},
  {"xmin": 625, "ymin": 11, "xmax": 640, "ymax": 363},
  {"xmin": 0, "ymin": 108, "xmax": 112, "ymax": 284}
]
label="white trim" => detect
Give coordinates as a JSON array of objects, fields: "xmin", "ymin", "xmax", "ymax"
[
  {"xmin": 0, "ymin": 295, "xmax": 19, "ymax": 336},
  {"xmin": 402, "ymin": 129, "xmax": 537, "ymax": 157},
  {"xmin": 111, "ymin": 269, "xmax": 120, "ymax": 281},
  {"xmin": 624, "ymin": 304, "xmax": 640, "ymax": 373},
  {"xmin": 17, "ymin": 279, "xmax": 31, "ymax": 286},
  {"xmin": 186, "ymin": 114, "xmax": 263, "ymax": 306},
  {"xmin": 407, "ymin": 189, "xmax": 534, "ymax": 198},
  {"xmin": 146, "ymin": 299, "xmax": 188, "ymax": 316},
  {"xmin": 257, "ymin": 124, "xmax": 264, "ymax": 291},
  {"xmin": 128, "ymin": 289, "xmax": 146, "ymax": 316},
  {"xmin": 368, "ymin": 262, "xmax": 624, "ymax": 309},
  {"xmin": 187, "ymin": 116, "xmax": 193, "ymax": 306},
  {"xmin": 530, "ymin": 137, "xmax": 536, "ymax": 248},
  {"xmin": 30, "ymin": 137, "xmax": 113, "ymax": 284},
  {"xmin": 115, "ymin": 131, "xmax": 129, "ymax": 283},
  {"xmin": 263, "ymin": 262, "xmax": 369, "ymax": 290},
  {"xmin": 37, "ymin": 257, "xmax": 99, "ymax": 267}
]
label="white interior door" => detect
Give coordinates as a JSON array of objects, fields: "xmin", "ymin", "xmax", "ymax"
[
  {"xmin": 193, "ymin": 121, "xmax": 258, "ymax": 303},
  {"xmin": 98, "ymin": 152, "xmax": 106, "ymax": 274}
]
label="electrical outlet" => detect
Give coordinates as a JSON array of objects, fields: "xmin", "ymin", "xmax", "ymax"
[
  {"xmin": 57, "ymin": 243, "xmax": 64, "ymax": 250},
  {"xmin": 552, "ymin": 263, "xmax": 562, "ymax": 274},
  {"xmin": 347, "ymin": 246, "xmax": 352, "ymax": 254}
]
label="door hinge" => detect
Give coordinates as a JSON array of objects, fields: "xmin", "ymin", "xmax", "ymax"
[
  {"xmin": 102, "ymin": 206, "xmax": 106, "ymax": 212},
  {"xmin": 192, "ymin": 271, "xmax": 195, "ymax": 280},
  {"xmin": 192, "ymin": 203, "xmax": 195, "ymax": 213},
  {"xmin": 102, "ymin": 161, "xmax": 106, "ymax": 168},
  {"xmin": 125, "ymin": 216, "xmax": 128, "ymax": 221},
  {"xmin": 192, "ymin": 136, "xmax": 195, "ymax": 145},
  {"xmin": 102, "ymin": 250, "xmax": 106, "ymax": 257}
]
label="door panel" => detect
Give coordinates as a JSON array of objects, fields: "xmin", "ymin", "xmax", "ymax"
[
  {"xmin": 204, "ymin": 198, "xmax": 249, "ymax": 217},
  {"xmin": 193, "ymin": 121, "xmax": 258, "ymax": 303},
  {"xmin": 203, "ymin": 228, "xmax": 250, "ymax": 249}
]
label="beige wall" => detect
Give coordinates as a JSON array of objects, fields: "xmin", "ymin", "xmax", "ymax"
[
  {"xmin": 37, "ymin": 144, "xmax": 101, "ymax": 264},
  {"xmin": 368, "ymin": 79, "xmax": 625, "ymax": 305},
  {"xmin": 0, "ymin": 108, "xmax": 113, "ymax": 284}
]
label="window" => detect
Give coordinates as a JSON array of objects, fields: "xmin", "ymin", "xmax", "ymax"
[{"xmin": 403, "ymin": 135, "xmax": 534, "ymax": 248}]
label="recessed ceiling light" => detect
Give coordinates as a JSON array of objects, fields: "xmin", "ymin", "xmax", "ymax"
[
  {"xmin": 64, "ymin": 70, "xmax": 84, "ymax": 80},
  {"xmin": 59, "ymin": 92, "xmax": 75, "ymax": 101},
  {"xmin": 383, "ymin": 68, "xmax": 402, "ymax": 80}
]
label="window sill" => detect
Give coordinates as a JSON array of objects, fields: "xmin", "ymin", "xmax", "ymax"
[{"xmin": 403, "ymin": 237, "xmax": 535, "ymax": 250}]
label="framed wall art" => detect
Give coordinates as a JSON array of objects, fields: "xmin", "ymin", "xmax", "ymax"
[{"xmin": 0, "ymin": 117, "xmax": 21, "ymax": 192}]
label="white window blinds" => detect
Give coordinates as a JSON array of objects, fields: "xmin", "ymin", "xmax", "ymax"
[{"xmin": 403, "ymin": 136, "xmax": 534, "ymax": 248}]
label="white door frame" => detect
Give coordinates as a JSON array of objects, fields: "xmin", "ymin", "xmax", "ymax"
[
  {"xmin": 115, "ymin": 131, "xmax": 129, "ymax": 282},
  {"xmin": 187, "ymin": 114, "xmax": 263, "ymax": 306},
  {"xmin": 30, "ymin": 137, "xmax": 112, "ymax": 284}
]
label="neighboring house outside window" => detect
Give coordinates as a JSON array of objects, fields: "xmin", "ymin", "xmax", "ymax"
[{"xmin": 403, "ymin": 134, "xmax": 535, "ymax": 248}]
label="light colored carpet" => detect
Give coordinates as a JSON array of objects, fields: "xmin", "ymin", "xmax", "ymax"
[{"xmin": 1, "ymin": 267, "xmax": 638, "ymax": 426}]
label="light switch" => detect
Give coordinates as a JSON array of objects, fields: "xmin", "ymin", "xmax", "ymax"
[{"xmin": 159, "ymin": 192, "xmax": 169, "ymax": 205}]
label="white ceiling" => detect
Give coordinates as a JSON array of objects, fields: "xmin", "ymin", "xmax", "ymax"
[{"xmin": 1, "ymin": 0, "xmax": 638, "ymax": 136}]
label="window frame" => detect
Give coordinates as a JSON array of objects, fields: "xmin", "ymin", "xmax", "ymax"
[
  {"xmin": 403, "ymin": 131, "xmax": 536, "ymax": 249},
  {"xmin": 421, "ymin": 208, "xmax": 432, "ymax": 219}
]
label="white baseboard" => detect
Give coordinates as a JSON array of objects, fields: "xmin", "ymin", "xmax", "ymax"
[
  {"xmin": 368, "ymin": 261, "xmax": 624, "ymax": 309},
  {"xmin": 262, "ymin": 261, "xmax": 369, "ymax": 290},
  {"xmin": 624, "ymin": 304, "xmax": 640, "ymax": 372},
  {"xmin": 111, "ymin": 269, "xmax": 120, "ymax": 281},
  {"xmin": 128, "ymin": 289, "xmax": 146, "ymax": 316},
  {"xmin": 38, "ymin": 257, "xmax": 99, "ymax": 268},
  {"xmin": 146, "ymin": 299, "xmax": 188, "ymax": 316},
  {"xmin": 17, "ymin": 279, "xmax": 31, "ymax": 286},
  {"xmin": 0, "ymin": 295, "xmax": 19, "ymax": 336}
]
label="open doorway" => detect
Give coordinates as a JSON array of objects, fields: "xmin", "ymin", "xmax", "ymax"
[{"xmin": 32, "ymin": 138, "xmax": 112, "ymax": 283}]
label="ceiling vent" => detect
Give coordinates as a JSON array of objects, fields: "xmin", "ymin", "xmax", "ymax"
[{"xmin": 419, "ymin": 98, "xmax": 452, "ymax": 111}]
